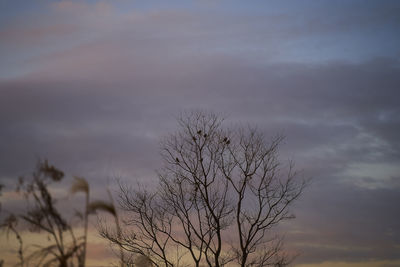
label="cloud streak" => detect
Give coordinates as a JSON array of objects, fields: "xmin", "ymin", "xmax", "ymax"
[{"xmin": 1, "ymin": 1, "xmax": 400, "ymax": 266}]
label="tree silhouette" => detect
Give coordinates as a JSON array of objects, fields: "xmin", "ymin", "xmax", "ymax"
[{"xmin": 101, "ymin": 111, "xmax": 307, "ymax": 267}]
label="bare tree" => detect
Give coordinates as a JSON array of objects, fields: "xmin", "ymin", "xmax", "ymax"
[{"xmin": 102, "ymin": 111, "xmax": 306, "ymax": 267}]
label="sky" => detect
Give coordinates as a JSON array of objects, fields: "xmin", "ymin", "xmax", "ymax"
[{"xmin": 1, "ymin": 0, "xmax": 400, "ymax": 266}]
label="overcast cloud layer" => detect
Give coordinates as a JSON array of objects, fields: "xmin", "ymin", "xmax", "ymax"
[{"xmin": 1, "ymin": 1, "xmax": 400, "ymax": 266}]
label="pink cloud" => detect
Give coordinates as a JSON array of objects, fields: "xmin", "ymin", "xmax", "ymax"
[
  {"xmin": 52, "ymin": 0, "xmax": 114, "ymax": 17},
  {"xmin": 0, "ymin": 24, "xmax": 78, "ymax": 44}
]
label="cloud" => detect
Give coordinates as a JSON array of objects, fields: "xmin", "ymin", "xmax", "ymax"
[
  {"xmin": 2, "ymin": 55, "xmax": 399, "ymax": 264},
  {"xmin": 1, "ymin": 45, "xmax": 399, "ymax": 183},
  {"xmin": 285, "ymin": 182, "xmax": 400, "ymax": 264},
  {"xmin": 295, "ymin": 259, "xmax": 400, "ymax": 267},
  {"xmin": 1, "ymin": 1, "xmax": 400, "ymax": 265},
  {"xmin": 3, "ymin": 0, "xmax": 400, "ymax": 79}
]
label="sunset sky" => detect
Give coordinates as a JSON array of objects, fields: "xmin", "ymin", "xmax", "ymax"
[{"xmin": 1, "ymin": 1, "xmax": 400, "ymax": 266}]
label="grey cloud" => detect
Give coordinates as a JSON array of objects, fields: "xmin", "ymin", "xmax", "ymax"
[
  {"xmin": 284, "ymin": 182, "xmax": 400, "ymax": 264},
  {"xmin": 1, "ymin": 3, "xmax": 400, "ymax": 263},
  {"xmin": 3, "ymin": 0, "xmax": 400, "ymax": 78},
  {"xmin": 1, "ymin": 52, "xmax": 399, "ymax": 181}
]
